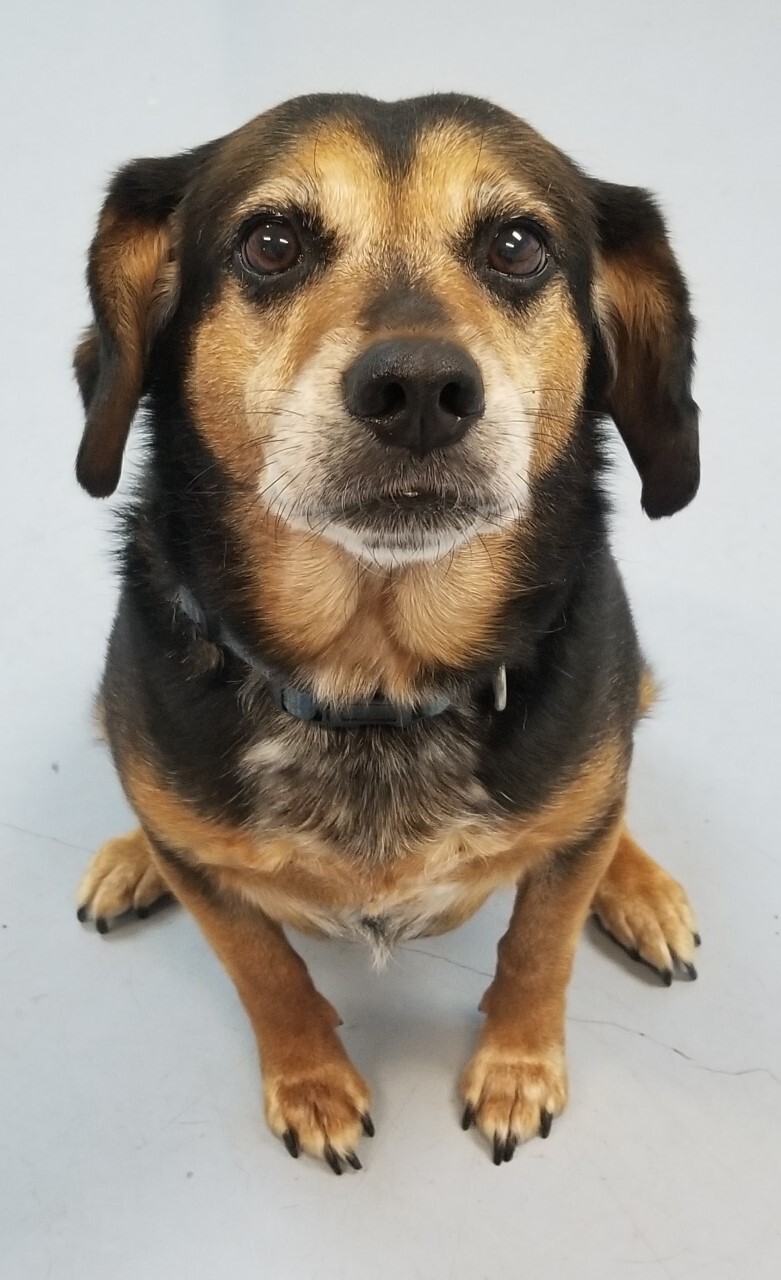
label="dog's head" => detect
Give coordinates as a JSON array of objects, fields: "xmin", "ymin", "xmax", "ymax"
[{"xmin": 75, "ymin": 94, "xmax": 698, "ymax": 566}]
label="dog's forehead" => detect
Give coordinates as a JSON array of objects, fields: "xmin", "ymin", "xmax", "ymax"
[{"xmin": 211, "ymin": 96, "xmax": 581, "ymax": 236}]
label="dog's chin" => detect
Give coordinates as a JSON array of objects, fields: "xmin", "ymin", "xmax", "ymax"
[
  {"xmin": 320, "ymin": 520, "xmax": 475, "ymax": 568},
  {"xmin": 279, "ymin": 498, "xmax": 521, "ymax": 568}
]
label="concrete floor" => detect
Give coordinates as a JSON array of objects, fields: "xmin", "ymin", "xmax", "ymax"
[{"xmin": 1, "ymin": 2, "xmax": 779, "ymax": 1277}]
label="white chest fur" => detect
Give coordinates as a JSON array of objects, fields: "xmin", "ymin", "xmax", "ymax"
[{"xmin": 317, "ymin": 877, "xmax": 479, "ymax": 967}]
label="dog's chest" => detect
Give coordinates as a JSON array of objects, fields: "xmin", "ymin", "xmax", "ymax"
[
  {"xmin": 242, "ymin": 709, "xmax": 494, "ymax": 861},
  {"xmin": 234, "ymin": 711, "xmax": 513, "ymax": 954}
]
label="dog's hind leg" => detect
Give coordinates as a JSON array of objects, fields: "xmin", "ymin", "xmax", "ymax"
[
  {"xmin": 591, "ymin": 827, "xmax": 700, "ymax": 984},
  {"xmin": 76, "ymin": 828, "xmax": 172, "ymax": 932}
]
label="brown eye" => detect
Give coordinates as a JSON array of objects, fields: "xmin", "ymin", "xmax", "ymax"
[
  {"xmin": 241, "ymin": 219, "xmax": 301, "ymax": 274},
  {"xmin": 488, "ymin": 223, "xmax": 547, "ymax": 277}
]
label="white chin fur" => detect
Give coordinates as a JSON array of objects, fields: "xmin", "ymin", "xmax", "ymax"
[
  {"xmin": 265, "ymin": 505, "xmax": 522, "ymax": 568},
  {"xmin": 320, "ymin": 521, "xmax": 473, "ymax": 567}
]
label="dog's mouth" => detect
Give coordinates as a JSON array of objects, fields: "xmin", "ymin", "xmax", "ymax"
[
  {"xmin": 341, "ymin": 488, "xmax": 463, "ymax": 518},
  {"xmin": 309, "ymin": 478, "xmax": 516, "ymax": 564},
  {"xmin": 260, "ymin": 444, "xmax": 526, "ymax": 564}
]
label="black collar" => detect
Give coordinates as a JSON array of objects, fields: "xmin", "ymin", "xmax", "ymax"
[{"xmin": 175, "ymin": 585, "xmax": 506, "ymax": 730}]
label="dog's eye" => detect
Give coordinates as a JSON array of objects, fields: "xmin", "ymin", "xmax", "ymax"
[
  {"xmin": 240, "ymin": 219, "xmax": 301, "ymax": 275},
  {"xmin": 488, "ymin": 223, "xmax": 547, "ymax": 277}
]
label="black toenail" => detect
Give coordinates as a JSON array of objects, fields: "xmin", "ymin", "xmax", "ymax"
[{"xmin": 282, "ymin": 1129, "xmax": 300, "ymax": 1159}]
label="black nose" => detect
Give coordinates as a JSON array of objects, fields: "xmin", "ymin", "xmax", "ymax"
[{"xmin": 343, "ymin": 339, "xmax": 485, "ymax": 456}]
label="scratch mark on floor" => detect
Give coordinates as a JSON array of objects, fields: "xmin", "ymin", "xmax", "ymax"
[
  {"xmin": 400, "ymin": 948, "xmax": 780, "ymax": 1084},
  {"xmin": 572, "ymin": 1017, "xmax": 780, "ymax": 1083}
]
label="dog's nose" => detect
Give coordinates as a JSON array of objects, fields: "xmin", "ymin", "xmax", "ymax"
[{"xmin": 343, "ymin": 339, "xmax": 485, "ymax": 456}]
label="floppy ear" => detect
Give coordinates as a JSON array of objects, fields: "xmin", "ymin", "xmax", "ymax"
[
  {"xmin": 589, "ymin": 180, "xmax": 699, "ymax": 518},
  {"xmin": 74, "ymin": 149, "xmax": 207, "ymax": 497}
]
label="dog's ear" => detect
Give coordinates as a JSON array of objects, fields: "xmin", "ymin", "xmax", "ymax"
[
  {"xmin": 74, "ymin": 148, "xmax": 209, "ymax": 497},
  {"xmin": 588, "ymin": 180, "xmax": 699, "ymax": 518}
]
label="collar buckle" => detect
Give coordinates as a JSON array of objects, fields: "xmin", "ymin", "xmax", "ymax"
[{"xmin": 493, "ymin": 664, "xmax": 508, "ymax": 712}]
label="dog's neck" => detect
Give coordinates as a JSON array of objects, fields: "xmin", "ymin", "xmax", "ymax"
[
  {"xmin": 142, "ymin": 405, "xmax": 598, "ymax": 706},
  {"xmin": 231, "ymin": 515, "xmax": 519, "ymax": 706}
]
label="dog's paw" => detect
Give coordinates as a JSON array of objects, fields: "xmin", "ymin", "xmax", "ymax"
[
  {"xmin": 592, "ymin": 844, "xmax": 699, "ymax": 985},
  {"xmin": 264, "ymin": 1058, "xmax": 373, "ymax": 1174},
  {"xmin": 76, "ymin": 829, "xmax": 171, "ymax": 932},
  {"xmin": 460, "ymin": 1043, "xmax": 567, "ymax": 1163}
]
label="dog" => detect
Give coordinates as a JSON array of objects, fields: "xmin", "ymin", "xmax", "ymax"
[{"xmin": 74, "ymin": 93, "xmax": 700, "ymax": 1172}]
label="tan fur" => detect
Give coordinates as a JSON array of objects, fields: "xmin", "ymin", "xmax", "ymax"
[
  {"xmin": 597, "ymin": 248, "xmax": 674, "ymax": 354},
  {"xmin": 76, "ymin": 213, "xmax": 177, "ymax": 494},
  {"xmin": 93, "ymin": 210, "xmax": 173, "ymax": 344},
  {"xmin": 79, "ymin": 731, "xmax": 628, "ymax": 1158},
  {"xmin": 77, "ymin": 828, "xmax": 168, "ymax": 919},
  {"xmin": 593, "ymin": 236, "xmax": 687, "ymax": 486},
  {"xmin": 154, "ymin": 841, "xmax": 371, "ymax": 1163},
  {"xmin": 190, "ymin": 283, "xmax": 523, "ymax": 701},
  {"xmin": 593, "ymin": 829, "xmax": 699, "ymax": 971},
  {"xmin": 255, "ymin": 526, "xmax": 520, "ymax": 702},
  {"xmin": 638, "ymin": 666, "xmax": 658, "ymax": 717},
  {"xmin": 462, "ymin": 814, "xmax": 624, "ymax": 1148}
]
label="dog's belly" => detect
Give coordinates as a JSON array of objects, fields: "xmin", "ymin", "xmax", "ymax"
[
  {"xmin": 255, "ymin": 871, "xmax": 490, "ymax": 954},
  {"xmin": 215, "ymin": 819, "xmax": 528, "ymax": 965},
  {"xmin": 289, "ymin": 884, "xmax": 489, "ymax": 966}
]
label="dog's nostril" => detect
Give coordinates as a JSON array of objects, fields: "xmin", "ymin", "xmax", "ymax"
[
  {"xmin": 439, "ymin": 380, "xmax": 467, "ymax": 418},
  {"xmin": 377, "ymin": 380, "xmax": 406, "ymax": 419},
  {"xmin": 439, "ymin": 377, "xmax": 484, "ymax": 419}
]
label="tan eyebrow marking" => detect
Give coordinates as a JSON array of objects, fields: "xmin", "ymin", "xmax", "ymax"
[
  {"xmin": 404, "ymin": 123, "xmax": 561, "ymax": 237},
  {"xmin": 233, "ymin": 122, "xmax": 387, "ymax": 249},
  {"xmin": 231, "ymin": 118, "xmax": 560, "ymax": 252}
]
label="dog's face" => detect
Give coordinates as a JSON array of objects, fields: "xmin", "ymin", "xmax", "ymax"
[
  {"xmin": 179, "ymin": 101, "xmax": 599, "ymax": 568},
  {"xmin": 75, "ymin": 96, "xmax": 699, "ymax": 564}
]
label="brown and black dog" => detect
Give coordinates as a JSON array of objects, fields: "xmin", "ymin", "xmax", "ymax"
[{"xmin": 74, "ymin": 94, "xmax": 700, "ymax": 1172}]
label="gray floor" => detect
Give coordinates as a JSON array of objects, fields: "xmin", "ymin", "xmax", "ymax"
[{"xmin": 2, "ymin": 2, "xmax": 780, "ymax": 1277}]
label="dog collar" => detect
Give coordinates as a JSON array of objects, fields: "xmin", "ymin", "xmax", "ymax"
[
  {"xmin": 272, "ymin": 684, "xmax": 452, "ymax": 729},
  {"xmin": 175, "ymin": 585, "xmax": 506, "ymax": 729}
]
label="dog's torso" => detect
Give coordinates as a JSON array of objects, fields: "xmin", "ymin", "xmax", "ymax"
[{"xmin": 101, "ymin": 513, "xmax": 641, "ymax": 953}]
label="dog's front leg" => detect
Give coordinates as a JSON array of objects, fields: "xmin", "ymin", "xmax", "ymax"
[
  {"xmin": 460, "ymin": 814, "xmax": 623, "ymax": 1163},
  {"xmin": 152, "ymin": 841, "xmax": 372, "ymax": 1173}
]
